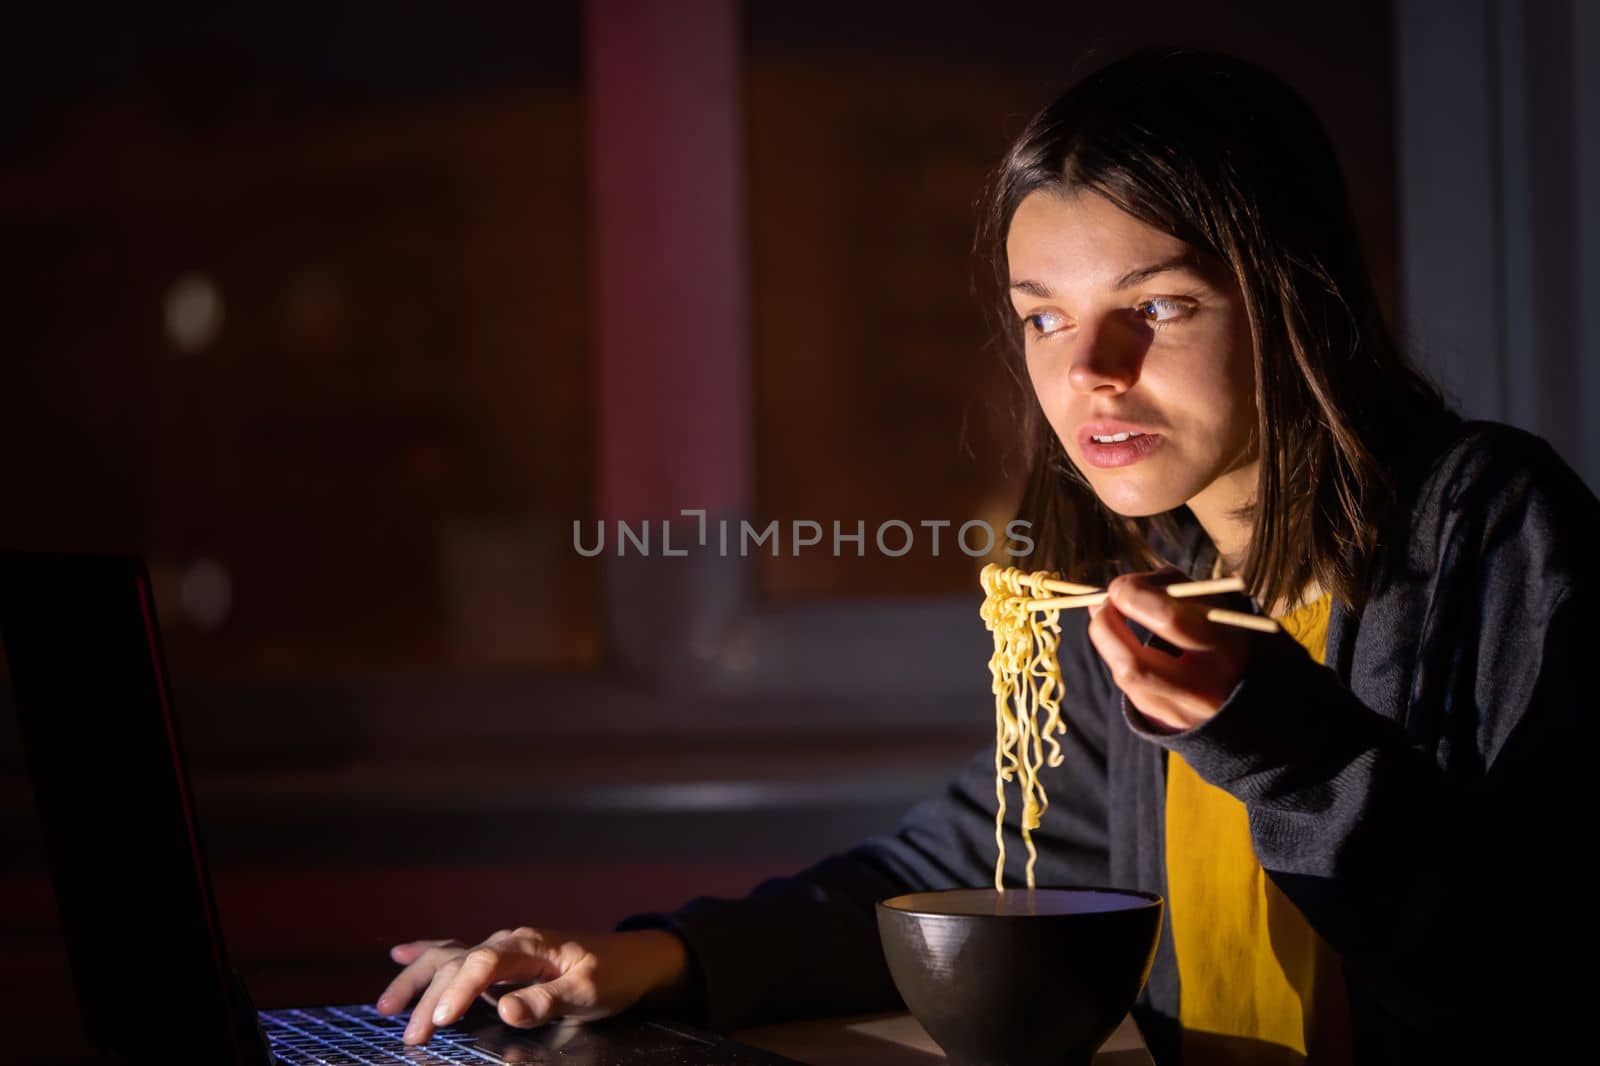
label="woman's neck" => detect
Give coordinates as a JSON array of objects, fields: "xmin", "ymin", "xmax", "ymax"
[
  {"xmin": 1185, "ymin": 457, "xmax": 1322, "ymax": 614},
  {"xmin": 1186, "ymin": 459, "xmax": 1257, "ymax": 573}
]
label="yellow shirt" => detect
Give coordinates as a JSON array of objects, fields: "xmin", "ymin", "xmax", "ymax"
[{"xmin": 1164, "ymin": 592, "xmax": 1352, "ymax": 1064}]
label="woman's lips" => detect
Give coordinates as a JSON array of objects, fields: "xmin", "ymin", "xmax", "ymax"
[{"xmin": 1080, "ymin": 432, "xmax": 1163, "ymax": 468}]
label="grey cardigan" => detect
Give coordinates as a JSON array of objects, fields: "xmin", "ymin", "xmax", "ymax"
[{"xmin": 623, "ymin": 418, "xmax": 1597, "ymax": 1063}]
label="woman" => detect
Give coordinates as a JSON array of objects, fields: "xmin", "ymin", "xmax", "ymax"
[{"xmin": 377, "ymin": 51, "xmax": 1595, "ymax": 1062}]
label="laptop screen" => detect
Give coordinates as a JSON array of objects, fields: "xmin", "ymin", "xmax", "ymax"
[{"xmin": 0, "ymin": 554, "xmax": 264, "ymax": 1064}]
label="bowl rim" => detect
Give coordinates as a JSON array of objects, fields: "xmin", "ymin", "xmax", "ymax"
[{"xmin": 876, "ymin": 885, "xmax": 1164, "ymax": 918}]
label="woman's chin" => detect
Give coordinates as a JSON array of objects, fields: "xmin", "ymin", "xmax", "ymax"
[{"xmin": 1091, "ymin": 480, "xmax": 1190, "ymax": 518}]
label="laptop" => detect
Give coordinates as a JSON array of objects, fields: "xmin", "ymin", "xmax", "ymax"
[{"xmin": 0, "ymin": 553, "xmax": 798, "ymax": 1065}]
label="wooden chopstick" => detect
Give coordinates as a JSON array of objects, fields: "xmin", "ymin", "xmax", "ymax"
[
  {"xmin": 986, "ymin": 569, "xmax": 1100, "ymax": 596},
  {"xmin": 1164, "ymin": 577, "xmax": 1246, "ymax": 599},
  {"xmin": 1023, "ymin": 590, "xmax": 1112, "ymax": 610},
  {"xmin": 1020, "ymin": 575, "xmax": 1282, "ymax": 634},
  {"xmin": 1022, "ymin": 576, "xmax": 1244, "ymax": 610},
  {"xmin": 1203, "ymin": 608, "xmax": 1280, "ymax": 634}
]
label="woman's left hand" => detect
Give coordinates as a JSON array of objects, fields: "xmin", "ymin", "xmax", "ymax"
[{"xmin": 1086, "ymin": 568, "xmax": 1257, "ymax": 734}]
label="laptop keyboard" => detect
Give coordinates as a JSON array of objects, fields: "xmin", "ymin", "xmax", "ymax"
[{"xmin": 263, "ymin": 1004, "xmax": 505, "ymax": 1065}]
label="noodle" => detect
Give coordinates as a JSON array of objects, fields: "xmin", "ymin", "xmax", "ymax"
[{"xmin": 979, "ymin": 564, "xmax": 1067, "ymax": 891}]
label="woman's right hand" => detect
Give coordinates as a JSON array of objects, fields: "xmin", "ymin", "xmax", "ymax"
[{"xmin": 374, "ymin": 926, "xmax": 691, "ymax": 1046}]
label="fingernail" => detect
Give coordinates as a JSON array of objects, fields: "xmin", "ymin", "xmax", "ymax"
[
  {"xmin": 376, "ymin": 996, "xmax": 390, "ymax": 1012},
  {"xmin": 432, "ymin": 1003, "xmax": 451, "ymax": 1026}
]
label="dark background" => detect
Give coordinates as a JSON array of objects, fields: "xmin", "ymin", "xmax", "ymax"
[{"xmin": 2, "ymin": 0, "xmax": 1592, "ymax": 1058}]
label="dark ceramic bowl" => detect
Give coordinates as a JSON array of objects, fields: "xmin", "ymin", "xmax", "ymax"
[{"xmin": 876, "ymin": 887, "xmax": 1163, "ymax": 1066}]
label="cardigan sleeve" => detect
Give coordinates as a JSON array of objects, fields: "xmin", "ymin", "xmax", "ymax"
[
  {"xmin": 619, "ymin": 606, "xmax": 1119, "ymax": 1031},
  {"xmin": 1125, "ymin": 427, "xmax": 1597, "ymax": 1052}
]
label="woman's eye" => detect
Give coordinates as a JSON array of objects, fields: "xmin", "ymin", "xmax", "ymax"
[
  {"xmin": 1137, "ymin": 297, "xmax": 1192, "ymax": 324},
  {"xmin": 1022, "ymin": 310, "xmax": 1067, "ymax": 337}
]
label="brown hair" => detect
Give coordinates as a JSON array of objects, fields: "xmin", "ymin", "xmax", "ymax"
[{"xmin": 982, "ymin": 49, "xmax": 1450, "ymax": 610}]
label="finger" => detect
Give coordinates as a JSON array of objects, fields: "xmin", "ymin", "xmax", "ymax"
[
  {"xmin": 378, "ymin": 943, "xmax": 464, "ymax": 1018},
  {"xmin": 431, "ymin": 937, "xmax": 560, "ymax": 1030},
  {"xmin": 497, "ymin": 973, "xmax": 589, "ymax": 1029},
  {"xmin": 1105, "ymin": 575, "xmax": 1219, "ymax": 653},
  {"xmin": 376, "ymin": 963, "xmax": 434, "ymax": 1015},
  {"xmin": 498, "ymin": 941, "xmax": 608, "ymax": 1029},
  {"xmin": 389, "ymin": 939, "xmax": 457, "ymax": 966},
  {"xmin": 497, "ymin": 984, "xmax": 560, "ymax": 1029},
  {"xmin": 374, "ymin": 981, "xmax": 410, "ymax": 1017},
  {"xmin": 1094, "ymin": 601, "xmax": 1242, "ymax": 729},
  {"xmin": 1087, "ymin": 598, "xmax": 1151, "ymax": 676},
  {"xmin": 1087, "ymin": 601, "xmax": 1190, "ymax": 728},
  {"xmin": 405, "ymin": 956, "xmax": 468, "ymax": 1045}
]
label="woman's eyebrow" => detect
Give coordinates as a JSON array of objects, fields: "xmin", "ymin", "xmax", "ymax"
[
  {"xmin": 1009, "ymin": 253, "xmax": 1206, "ymax": 300},
  {"xmin": 1112, "ymin": 252, "xmax": 1205, "ymax": 291},
  {"xmin": 1009, "ymin": 279, "xmax": 1054, "ymax": 298}
]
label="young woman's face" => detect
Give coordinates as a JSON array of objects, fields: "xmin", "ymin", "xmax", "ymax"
[{"xmin": 1006, "ymin": 189, "xmax": 1258, "ymax": 519}]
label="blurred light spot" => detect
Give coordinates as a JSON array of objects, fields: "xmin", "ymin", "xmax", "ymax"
[
  {"xmin": 164, "ymin": 273, "xmax": 224, "ymax": 354},
  {"xmin": 181, "ymin": 557, "xmax": 232, "ymax": 631}
]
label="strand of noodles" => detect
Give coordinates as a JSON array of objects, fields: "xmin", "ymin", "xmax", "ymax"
[
  {"xmin": 1020, "ymin": 579, "xmax": 1065, "ymax": 886},
  {"xmin": 980, "ymin": 565, "xmax": 1067, "ymax": 891},
  {"xmin": 981, "ymin": 565, "xmax": 1025, "ymax": 890}
]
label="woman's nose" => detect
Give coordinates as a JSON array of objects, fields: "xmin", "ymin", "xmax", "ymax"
[{"xmin": 1066, "ymin": 321, "xmax": 1146, "ymax": 395}]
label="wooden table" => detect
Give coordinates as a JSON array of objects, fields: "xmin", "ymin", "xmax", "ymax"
[{"xmin": 733, "ymin": 1011, "xmax": 1154, "ymax": 1065}]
